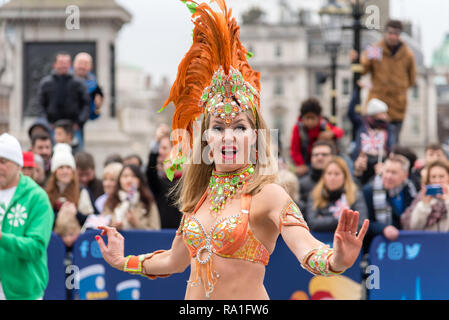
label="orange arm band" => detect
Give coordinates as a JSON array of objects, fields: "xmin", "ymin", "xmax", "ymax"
[{"xmin": 123, "ymin": 250, "xmax": 171, "ymax": 280}]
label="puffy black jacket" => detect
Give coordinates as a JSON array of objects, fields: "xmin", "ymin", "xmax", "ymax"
[{"xmin": 36, "ymin": 72, "xmax": 90, "ymax": 126}]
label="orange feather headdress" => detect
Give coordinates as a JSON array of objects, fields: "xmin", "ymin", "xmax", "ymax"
[{"xmin": 159, "ymin": 0, "xmax": 261, "ymax": 180}]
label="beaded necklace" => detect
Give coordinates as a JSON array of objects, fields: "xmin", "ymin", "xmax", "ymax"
[{"xmin": 208, "ymin": 164, "xmax": 254, "ymax": 214}]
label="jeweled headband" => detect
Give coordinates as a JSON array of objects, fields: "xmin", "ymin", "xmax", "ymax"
[{"xmin": 200, "ymin": 66, "xmax": 259, "ymax": 125}]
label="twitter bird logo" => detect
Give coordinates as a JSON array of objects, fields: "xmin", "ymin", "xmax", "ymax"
[{"xmin": 405, "ymin": 244, "xmax": 421, "ymax": 260}]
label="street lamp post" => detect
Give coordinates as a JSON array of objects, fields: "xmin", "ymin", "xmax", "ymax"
[
  {"xmin": 324, "ymin": 41, "xmax": 340, "ymax": 125},
  {"xmin": 344, "ymin": 0, "xmax": 366, "ymax": 92},
  {"xmin": 342, "ymin": 0, "xmax": 368, "ymax": 139},
  {"xmin": 319, "ymin": 0, "xmax": 349, "ymax": 125}
]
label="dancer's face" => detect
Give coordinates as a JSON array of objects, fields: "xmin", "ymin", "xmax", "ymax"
[{"xmin": 206, "ymin": 112, "xmax": 257, "ymax": 173}]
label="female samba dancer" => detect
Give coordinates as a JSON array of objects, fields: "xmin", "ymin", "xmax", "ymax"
[{"xmin": 96, "ymin": 0, "xmax": 369, "ymax": 300}]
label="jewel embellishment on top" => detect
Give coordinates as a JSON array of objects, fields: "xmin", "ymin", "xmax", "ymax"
[
  {"xmin": 208, "ymin": 164, "xmax": 255, "ymax": 214},
  {"xmin": 200, "ymin": 66, "xmax": 259, "ymax": 125}
]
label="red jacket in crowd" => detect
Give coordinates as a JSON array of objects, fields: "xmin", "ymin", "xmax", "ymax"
[{"xmin": 290, "ymin": 117, "xmax": 344, "ymax": 166}]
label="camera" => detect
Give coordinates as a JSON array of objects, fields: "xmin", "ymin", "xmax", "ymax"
[{"xmin": 425, "ymin": 184, "xmax": 443, "ymax": 196}]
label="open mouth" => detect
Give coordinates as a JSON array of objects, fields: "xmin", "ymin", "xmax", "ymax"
[{"xmin": 221, "ymin": 146, "xmax": 237, "ymax": 161}]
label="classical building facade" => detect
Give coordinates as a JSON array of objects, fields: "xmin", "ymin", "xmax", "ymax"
[
  {"xmin": 239, "ymin": 3, "xmax": 437, "ymax": 160},
  {"xmin": 0, "ymin": 0, "xmax": 158, "ymax": 169},
  {"xmin": 432, "ymin": 33, "xmax": 449, "ymax": 144}
]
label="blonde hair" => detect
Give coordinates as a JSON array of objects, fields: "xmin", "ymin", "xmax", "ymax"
[
  {"xmin": 312, "ymin": 156, "xmax": 358, "ymax": 209},
  {"xmin": 173, "ymin": 109, "xmax": 278, "ymax": 214},
  {"xmin": 103, "ymin": 162, "xmax": 123, "ymax": 180},
  {"xmin": 276, "ymin": 169, "xmax": 300, "ymax": 203},
  {"xmin": 54, "ymin": 213, "xmax": 80, "ymax": 237}
]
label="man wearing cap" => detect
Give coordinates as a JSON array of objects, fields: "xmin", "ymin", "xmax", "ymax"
[
  {"xmin": 348, "ymin": 89, "xmax": 395, "ymax": 185},
  {"xmin": 21, "ymin": 151, "xmax": 37, "ymax": 180},
  {"xmin": 0, "ymin": 133, "xmax": 54, "ymax": 300},
  {"xmin": 27, "ymin": 118, "xmax": 51, "ymax": 142}
]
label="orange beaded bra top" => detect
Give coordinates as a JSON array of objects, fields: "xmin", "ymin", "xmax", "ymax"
[{"xmin": 176, "ymin": 165, "xmax": 270, "ymax": 297}]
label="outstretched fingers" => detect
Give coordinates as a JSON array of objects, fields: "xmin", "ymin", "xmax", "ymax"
[
  {"xmin": 336, "ymin": 208, "xmax": 348, "ymax": 232},
  {"xmin": 357, "ymin": 219, "xmax": 370, "ymax": 241},
  {"xmin": 351, "ymin": 211, "xmax": 360, "ymax": 234},
  {"xmin": 345, "ymin": 209, "xmax": 355, "ymax": 232},
  {"xmin": 95, "ymin": 234, "xmax": 107, "ymax": 255},
  {"xmin": 96, "ymin": 226, "xmax": 117, "ymax": 255},
  {"xmin": 98, "ymin": 225, "xmax": 116, "ymax": 237}
]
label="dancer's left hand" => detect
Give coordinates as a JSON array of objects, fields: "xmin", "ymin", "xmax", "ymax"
[
  {"xmin": 96, "ymin": 226, "xmax": 126, "ymax": 270},
  {"xmin": 330, "ymin": 209, "xmax": 369, "ymax": 272}
]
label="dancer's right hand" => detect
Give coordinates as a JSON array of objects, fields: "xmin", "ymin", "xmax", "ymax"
[{"xmin": 96, "ymin": 226, "xmax": 127, "ymax": 271}]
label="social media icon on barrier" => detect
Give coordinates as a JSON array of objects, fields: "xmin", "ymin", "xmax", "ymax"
[
  {"xmin": 116, "ymin": 279, "xmax": 141, "ymax": 300},
  {"xmin": 91, "ymin": 240, "xmax": 103, "ymax": 258},
  {"xmin": 78, "ymin": 264, "xmax": 109, "ymax": 300},
  {"xmin": 387, "ymin": 242, "xmax": 403, "ymax": 260},
  {"xmin": 405, "ymin": 243, "xmax": 421, "ymax": 260},
  {"xmin": 80, "ymin": 240, "xmax": 89, "ymax": 258},
  {"xmin": 376, "ymin": 242, "xmax": 386, "ymax": 260}
]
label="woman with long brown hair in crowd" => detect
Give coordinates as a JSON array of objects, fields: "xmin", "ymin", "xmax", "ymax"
[
  {"xmin": 307, "ymin": 156, "xmax": 368, "ymax": 232},
  {"xmin": 101, "ymin": 164, "xmax": 160, "ymax": 230}
]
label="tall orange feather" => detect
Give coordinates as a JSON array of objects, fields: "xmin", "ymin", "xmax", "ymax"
[{"xmin": 159, "ymin": 0, "xmax": 260, "ymax": 174}]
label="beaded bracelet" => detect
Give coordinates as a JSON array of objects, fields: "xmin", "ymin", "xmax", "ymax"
[
  {"xmin": 123, "ymin": 250, "xmax": 171, "ymax": 280},
  {"xmin": 300, "ymin": 246, "xmax": 346, "ymax": 277}
]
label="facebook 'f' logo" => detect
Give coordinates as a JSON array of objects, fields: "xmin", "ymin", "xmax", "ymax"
[
  {"xmin": 80, "ymin": 241, "xmax": 89, "ymax": 258},
  {"xmin": 376, "ymin": 242, "xmax": 386, "ymax": 260}
]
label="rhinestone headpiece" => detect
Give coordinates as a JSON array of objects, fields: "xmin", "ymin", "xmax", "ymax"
[{"xmin": 199, "ymin": 66, "xmax": 260, "ymax": 125}]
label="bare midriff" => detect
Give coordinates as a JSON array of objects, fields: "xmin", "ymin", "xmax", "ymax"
[{"xmin": 185, "ymin": 254, "xmax": 268, "ymax": 300}]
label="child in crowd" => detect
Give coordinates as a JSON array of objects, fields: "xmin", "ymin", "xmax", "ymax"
[
  {"xmin": 54, "ymin": 210, "xmax": 81, "ymax": 249},
  {"xmin": 419, "ymin": 143, "xmax": 449, "ymax": 184},
  {"xmin": 54, "ymin": 119, "xmax": 79, "ymax": 154},
  {"xmin": 290, "ymin": 98, "xmax": 344, "ymax": 177}
]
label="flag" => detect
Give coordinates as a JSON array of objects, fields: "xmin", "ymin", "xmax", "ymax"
[
  {"xmin": 361, "ymin": 130, "xmax": 385, "ymax": 155},
  {"xmin": 366, "ymin": 45, "xmax": 382, "ymax": 60}
]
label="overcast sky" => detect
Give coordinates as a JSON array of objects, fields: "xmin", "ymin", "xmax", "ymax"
[{"xmin": 115, "ymin": 0, "xmax": 449, "ymax": 84}]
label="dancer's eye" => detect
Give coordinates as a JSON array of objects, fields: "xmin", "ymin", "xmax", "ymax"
[
  {"xmin": 212, "ymin": 126, "xmax": 224, "ymax": 132},
  {"xmin": 234, "ymin": 125, "xmax": 246, "ymax": 131}
]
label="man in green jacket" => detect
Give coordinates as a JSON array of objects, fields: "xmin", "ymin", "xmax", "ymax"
[{"xmin": 0, "ymin": 133, "xmax": 54, "ymax": 300}]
